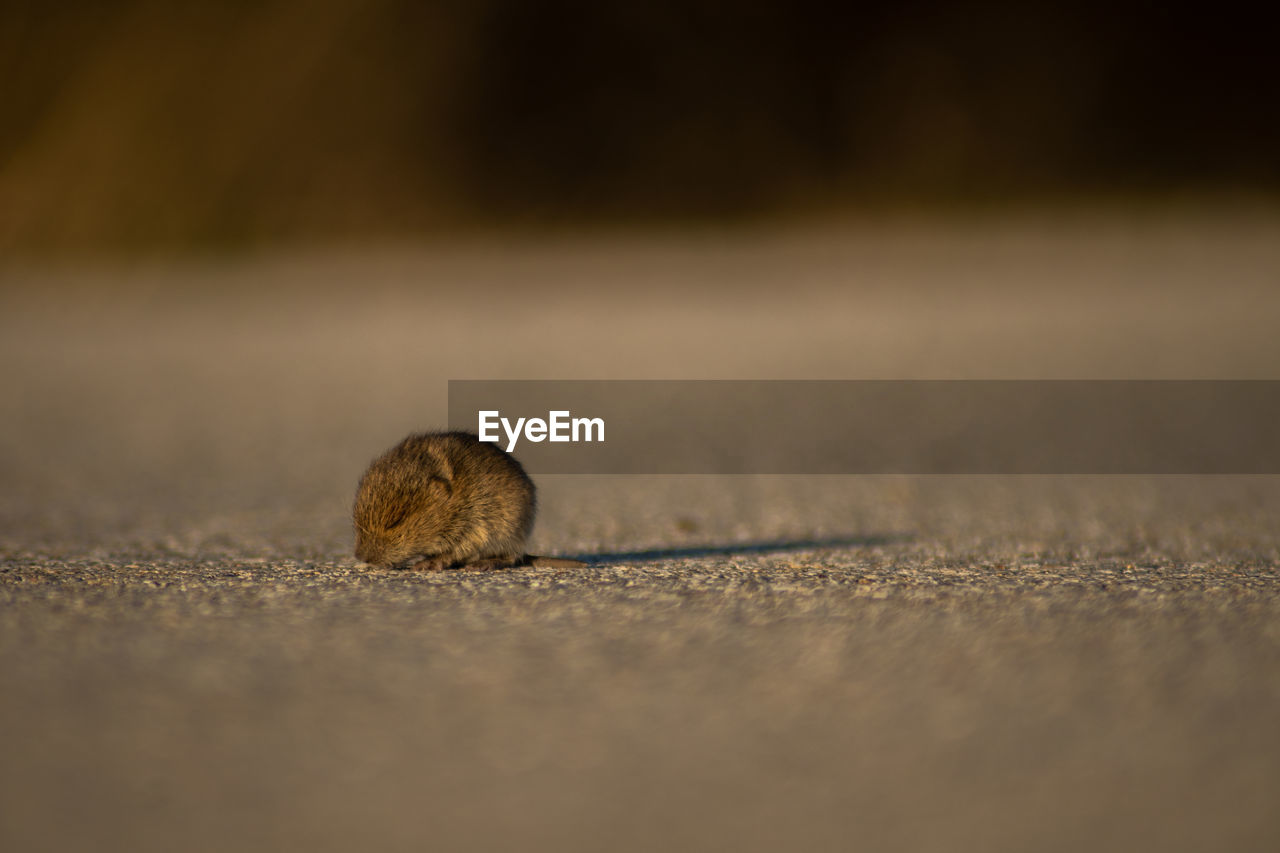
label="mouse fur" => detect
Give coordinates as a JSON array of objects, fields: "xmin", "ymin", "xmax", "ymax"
[{"xmin": 353, "ymin": 431, "xmax": 582, "ymax": 570}]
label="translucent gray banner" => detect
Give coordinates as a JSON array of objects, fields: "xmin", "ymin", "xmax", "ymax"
[{"xmin": 447, "ymin": 380, "xmax": 1280, "ymax": 474}]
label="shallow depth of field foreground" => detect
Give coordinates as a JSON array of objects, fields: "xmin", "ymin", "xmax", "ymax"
[{"xmin": 2, "ymin": 215, "xmax": 1279, "ymax": 852}]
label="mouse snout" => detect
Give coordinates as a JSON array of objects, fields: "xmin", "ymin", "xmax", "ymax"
[{"xmin": 354, "ymin": 537, "xmax": 385, "ymax": 568}]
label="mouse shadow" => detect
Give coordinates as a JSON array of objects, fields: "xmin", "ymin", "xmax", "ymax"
[{"xmin": 565, "ymin": 533, "xmax": 911, "ymax": 566}]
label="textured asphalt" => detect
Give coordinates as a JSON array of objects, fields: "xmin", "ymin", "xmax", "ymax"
[{"xmin": 3, "ymin": 214, "xmax": 1279, "ymax": 852}]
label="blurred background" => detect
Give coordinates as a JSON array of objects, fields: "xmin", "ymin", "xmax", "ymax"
[
  {"xmin": 3, "ymin": 0, "xmax": 1279, "ymax": 252},
  {"xmin": 2, "ymin": 0, "xmax": 1279, "ymax": 540}
]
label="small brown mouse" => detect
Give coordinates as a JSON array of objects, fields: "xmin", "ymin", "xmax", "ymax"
[{"xmin": 353, "ymin": 431, "xmax": 585, "ymax": 571}]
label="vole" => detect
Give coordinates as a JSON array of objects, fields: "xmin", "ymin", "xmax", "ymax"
[{"xmin": 353, "ymin": 431, "xmax": 585, "ymax": 570}]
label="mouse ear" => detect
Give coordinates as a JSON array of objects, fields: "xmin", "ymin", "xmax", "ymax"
[
  {"xmin": 425, "ymin": 446, "xmax": 454, "ymax": 483},
  {"xmin": 428, "ymin": 475, "xmax": 452, "ymax": 498}
]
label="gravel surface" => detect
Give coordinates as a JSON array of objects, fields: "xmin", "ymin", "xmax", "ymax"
[{"xmin": 3, "ymin": 216, "xmax": 1279, "ymax": 852}]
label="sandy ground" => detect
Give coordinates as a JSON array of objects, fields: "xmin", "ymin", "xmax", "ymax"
[{"xmin": 3, "ymin": 212, "xmax": 1280, "ymax": 852}]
